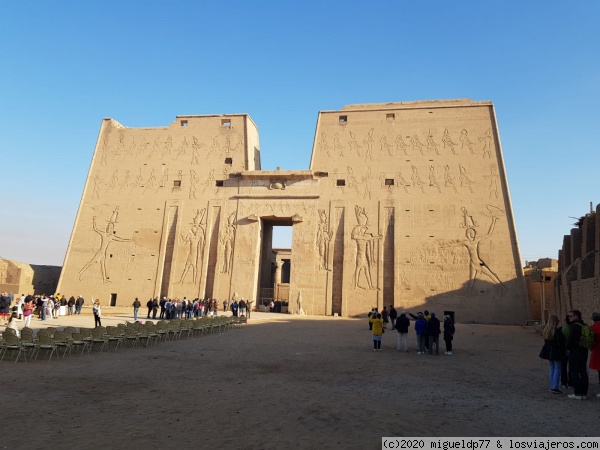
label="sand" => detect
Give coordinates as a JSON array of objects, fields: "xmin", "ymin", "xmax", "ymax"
[{"xmin": 2, "ymin": 311, "xmax": 599, "ymax": 449}]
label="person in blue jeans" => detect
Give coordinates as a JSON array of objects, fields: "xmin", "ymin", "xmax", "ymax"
[{"xmin": 540, "ymin": 315, "xmax": 565, "ymax": 394}]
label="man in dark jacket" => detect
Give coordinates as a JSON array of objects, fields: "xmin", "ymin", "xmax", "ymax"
[
  {"xmin": 394, "ymin": 311, "xmax": 410, "ymax": 352},
  {"xmin": 566, "ymin": 310, "xmax": 589, "ymax": 399},
  {"xmin": 389, "ymin": 306, "xmax": 398, "ymax": 329},
  {"xmin": 427, "ymin": 312, "xmax": 441, "ymax": 355},
  {"xmin": 146, "ymin": 298, "xmax": 153, "ymax": 319}
]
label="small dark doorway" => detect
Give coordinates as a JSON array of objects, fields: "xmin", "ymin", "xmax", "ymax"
[{"xmin": 110, "ymin": 293, "xmax": 117, "ymax": 307}]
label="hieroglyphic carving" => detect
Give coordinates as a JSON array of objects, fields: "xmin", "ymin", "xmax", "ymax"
[
  {"xmin": 148, "ymin": 137, "xmax": 161, "ymax": 159},
  {"xmin": 426, "ymin": 129, "xmax": 440, "ymax": 155},
  {"xmin": 161, "ymin": 136, "xmax": 173, "ymax": 159},
  {"xmin": 411, "ymin": 134, "xmax": 425, "ymax": 155},
  {"xmin": 158, "ymin": 168, "xmax": 169, "ymax": 189},
  {"xmin": 223, "ymin": 135, "xmax": 243, "ymax": 154},
  {"xmin": 100, "ymin": 138, "xmax": 109, "ymax": 165},
  {"xmin": 176, "ymin": 208, "xmax": 206, "ymax": 284},
  {"xmin": 411, "ymin": 166, "xmax": 426, "ymax": 193},
  {"xmin": 208, "ymin": 136, "xmax": 220, "ymax": 158},
  {"xmin": 203, "ymin": 169, "xmax": 215, "ymax": 192},
  {"xmin": 349, "ymin": 131, "xmax": 362, "ymax": 156},
  {"xmin": 351, "ymin": 206, "xmax": 381, "ymax": 290},
  {"xmin": 483, "ymin": 165, "xmax": 499, "ymax": 199},
  {"xmin": 317, "ymin": 209, "xmax": 332, "ymax": 271},
  {"xmin": 220, "ymin": 212, "xmax": 237, "ymax": 274},
  {"xmin": 118, "ymin": 170, "xmax": 131, "ymax": 193},
  {"xmin": 363, "ymin": 128, "xmax": 374, "ymax": 161},
  {"xmin": 138, "ymin": 138, "xmax": 149, "ymax": 156},
  {"xmin": 395, "ymin": 135, "xmax": 409, "ymax": 155},
  {"xmin": 145, "ymin": 169, "xmax": 157, "ymax": 192},
  {"xmin": 78, "ymin": 206, "xmax": 132, "ymax": 283},
  {"xmin": 444, "ymin": 165, "xmax": 458, "ymax": 193},
  {"xmin": 460, "ymin": 129, "xmax": 475, "ymax": 154},
  {"xmin": 107, "ymin": 170, "xmax": 119, "ymax": 191},
  {"xmin": 132, "ymin": 169, "xmax": 143, "ymax": 190},
  {"xmin": 442, "ymin": 128, "xmax": 457, "ymax": 155},
  {"xmin": 458, "ymin": 165, "xmax": 475, "ymax": 193},
  {"xmin": 479, "ymin": 129, "xmax": 493, "ymax": 158},
  {"xmin": 428, "ymin": 166, "xmax": 441, "ymax": 193}
]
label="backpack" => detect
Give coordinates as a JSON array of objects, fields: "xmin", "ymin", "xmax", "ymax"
[{"xmin": 576, "ymin": 323, "xmax": 595, "ymax": 350}]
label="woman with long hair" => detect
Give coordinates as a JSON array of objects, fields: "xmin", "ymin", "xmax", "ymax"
[
  {"xmin": 541, "ymin": 315, "xmax": 565, "ymax": 394},
  {"xmin": 92, "ymin": 299, "xmax": 102, "ymax": 328}
]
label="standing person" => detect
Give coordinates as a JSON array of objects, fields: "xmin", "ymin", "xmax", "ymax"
[
  {"xmin": 92, "ymin": 300, "xmax": 102, "ymax": 328},
  {"xmin": 246, "ymin": 300, "xmax": 253, "ymax": 319},
  {"xmin": 540, "ymin": 315, "xmax": 566, "ymax": 393},
  {"xmin": 67, "ymin": 296, "xmax": 76, "ymax": 315},
  {"xmin": 566, "ymin": 310, "xmax": 589, "ymax": 400},
  {"xmin": 132, "ymin": 298, "xmax": 141, "ymax": 321},
  {"xmin": 394, "ymin": 310, "xmax": 410, "ymax": 352},
  {"xmin": 23, "ymin": 299, "xmax": 34, "ymax": 328},
  {"xmin": 381, "ymin": 307, "xmax": 389, "ymax": 329},
  {"xmin": 561, "ymin": 314, "xmax": 572, "ymax": 389},
  {"xmin": 223, "ymin": 300, "xmax": 228, "ymax": 312},
  {"xmin": 0, "ymin": 292, "xmax": 10, "ymax": 325},
  {"xmin": 76, "ymin": 295, "xmax": 84, "ymax": 314},
  {"xmin": 389, "ymin": 306, "xmax": 398, "ymax": 329},
  {"xmin": 152, "ymin": 298, "xmax": 159, "ymax": 319},
  {"xmin": 369, "ymin": 312, "xmax": 384, "ymax": 352},
  {"xmin": 159, "ymin": 297, "xmax": 167, "ymax": 319},
  {"xmin": 239, "ymin": 298, "xmax": 246, "ymax": 316},
  {"xmin": 427, "ymin": 313, "xmax": 441, "ymax": 355},
  {"xmin": 443, "ymin": 315, "xmax": 455, "ymax": 355},
  {"xmin": 146, "ymin": 298, "xmax": 153, "ymax": 319},
  {"xmin": 231, "ymin": 299, "xmax": 239, "ymax": 317},
  {"xmin": 414, "ymin": 313, "xmax": 427, "ymax": 355},
  {"xmin": 588, "ymin": 312, "xmax": 600, "ymax": 398}
]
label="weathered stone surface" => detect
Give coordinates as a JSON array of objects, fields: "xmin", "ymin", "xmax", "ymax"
[{"xmin": 57, "ymin": 100, "xmax": 528, "ymax": 323}]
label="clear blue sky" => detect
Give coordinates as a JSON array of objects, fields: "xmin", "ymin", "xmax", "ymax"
[{"xmin": 1, "ymin": 1, "xmax": 598, "ymax": 266}]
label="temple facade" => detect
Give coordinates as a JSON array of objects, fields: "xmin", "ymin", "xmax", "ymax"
[{"xmin": 57, "ymin": 99, "xmax": 528, "ymax": 323}]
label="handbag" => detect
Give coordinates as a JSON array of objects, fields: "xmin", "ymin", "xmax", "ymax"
[{"xmin": 539, "ymin": 341, "xmax": 552, "ymax": 360}]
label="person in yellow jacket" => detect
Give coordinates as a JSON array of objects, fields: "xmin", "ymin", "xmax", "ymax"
[{"xmin": 369, "ymin": 313, "xmax": 384, "ymax": 351}]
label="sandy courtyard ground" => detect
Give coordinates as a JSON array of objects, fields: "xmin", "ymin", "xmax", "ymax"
[{"xmin": 2, "ymin": 312, "xmax": 599, "ymax": 449}]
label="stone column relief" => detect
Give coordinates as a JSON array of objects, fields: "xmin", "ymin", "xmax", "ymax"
[
  {"xmin": 176, "ymin": 208, "xmax": 206, "ymax": 285},
  {"xmin": 351, "ymin": 206, "xmax": 382, "ymax": 290},
  {"xmin": 220, "ymin": 212, "xmax": 237, "ymax": 274},
  {"xmin": 78, "ymin": 206, "xmax": 132, "ymax": 283},
  {"xmin": 317, "ymin": 209, "xmax": 333, "ymax": 271}
]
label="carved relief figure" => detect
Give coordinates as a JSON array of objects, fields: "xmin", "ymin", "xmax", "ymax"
[
  {"xmin": 333, "ymin": 132, "xmax": 345, "ymax": 157},
  {"xmin": 189, "ymin": 170, "xmax": 199, "ymax": 200},
  {"xmin": 483, "ymin": 165, "xmax": 499, "ymax": 199},
  {"xmin": 363, "ymin": 128, "xmax": 374, "ymax": 161},
  {"xmin": 458, "ymin": 165, "xmax": 475, "ymax": 193},
  {"xmin": 411, "ymin": 166, "xmax": 426, "ymax": 193},
  {"xmin": 348, "ymin": 131, "xmax": 362, "ymax": 156},
  {"xmin": 362, "ymin": 166, "xmax": 373, "ymax": 200},
  {"xmin": 380, "ymin": 136, "xmax": 393, "ymax": 156},
  {"xmin": 158, "ymin": 168, "xmax": 169, "ymax": 189},
  {"xmin": 351, "ymin": 206, "xmax": 381, "ymax": 290},
  {"xmin": 411, "ymin": 134, "xmax": 425, "ymax": 155},
  {"xmin": 319, "ymin": 132, "xmax": 332, "ymax": 158},
  {"xmin": 347, "ymin": 167, "xmax": 361, "ymax": 195},
  {"xmin": 176, "ymin": 208, "xmax": 206, "ymax": 284},
  {"xmin": 162, "ymin": 136, "xmax": 173, "ymax": 159},
  {"xmin": 100, "ymin": 138, "xmax": 109, "ymax": 165},
  {"xmin": 395, "ymin": 135, "xmax": 409, "ymax": 155},
  {"xmin": 220, "ymin": 212, "xmax": 237, "ymax": 274},
  {"xmin": 395, "ymin": 171, "xmax": 409, "ymax": 194},
  {"xmin": 317, "ymin": 209, "xmax": 333, "ymax": 270},
  {"xmin": 174, "ymin": 137, "xmax": 188, "ymax": 159},
  {"xmin": 444, "ymin": 165, "xmax": 458, "ymax": 193},
  {"xmin": 107, "ymin": 170, "xmax": 119, "ymax": 191},
  {"xmin": 118, "ymin": 170, "xmax": 131, "ymax": 193},
  {"xmin": 443, "ymin": 206, "xmax": 506, "ymax": 291},
  {"xmin": 148, "ymin": 137, "xmax": 161, "ymax": 159},
  {"xmin": 204, "ymin": 169, "xmax": 215, "ymax": 192},
  {"xmin": 428, "ymin": 166, "xmax": 441, "ymax": 193},
  {"xmin": 426, "ymin": 129, "xmax": 440, "ymax": 155},
  {"xmin": 208, "ymin": 136, "xmax": 220, "ymax": 157},
  {"xmin": 442, "ymin": 128, "xmax": 457, "ymax": 155},
  {"xmin": 145, "ymin": 169, "xmax": 157, "ymax": 192},
  {"xmin": 92, "ymin": 175, "xmax": 102, "ymax": 200},
  {"xmin": 460, "ymin": 129, "xmax": 475, "ymax": 154},
  {"xmin": 191, "ymin": 137, "xmax": 203, "ymax": 164},
  {"xmin": 78, "ymin": 207, "xmax": 131, "ymax": 283},
  {"xmin": 479, "ymin": 129, "xmax": 493, "ymax": 158}
]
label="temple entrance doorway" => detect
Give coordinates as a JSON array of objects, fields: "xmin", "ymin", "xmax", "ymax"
[{"xmin": 257, "ymin": 219, "xmax": 292, "ymax": 313}]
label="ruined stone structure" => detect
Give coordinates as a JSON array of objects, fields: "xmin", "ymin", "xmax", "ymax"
[
  {"xmin": 555, "ymin": 206, "xmax": 600, "ymax": 320},
  {"xmin": 0, "ymin": 258, "xmax": 61, "ymax": 296},
  {"xmin": 57, "ymin": 99, "xmax": 528, "ymax": 323}
]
